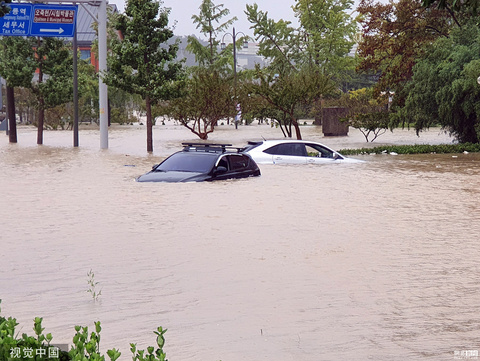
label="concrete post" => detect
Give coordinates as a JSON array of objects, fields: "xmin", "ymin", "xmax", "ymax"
[{"xmin": 98, "ymin": 0, "xmax": 108, "ymax": 149}]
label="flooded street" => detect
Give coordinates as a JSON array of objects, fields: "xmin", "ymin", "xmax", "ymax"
[{"xmin": 1, "ymin": 123, "xmax": 479, "ymax": 361}]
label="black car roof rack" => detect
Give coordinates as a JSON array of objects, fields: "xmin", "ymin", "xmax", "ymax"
[{"xmin": 182, "ymin": 142, "xmax": 242, "ymax": 153}]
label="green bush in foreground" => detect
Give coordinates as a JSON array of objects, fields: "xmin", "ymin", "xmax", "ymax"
[
  {"xmin": 0, "ymin": 300, "xmax": 167, "ymax": 361},
  {"xmin": 339, "ymin": 143, "xmax": 480, "ymax": 155}
]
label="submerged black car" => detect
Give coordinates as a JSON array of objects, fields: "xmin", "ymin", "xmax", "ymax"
[{"xmin": 136, "ymin": 143, "xmax": 261, "ymax": 183}]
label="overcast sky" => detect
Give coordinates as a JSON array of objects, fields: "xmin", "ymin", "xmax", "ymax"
[{"xmin": 108, "ymin": 0, "xmax": 300, "ymax": 39}]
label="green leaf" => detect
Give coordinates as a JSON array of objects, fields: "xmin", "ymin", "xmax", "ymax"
[{"xmin": 107, "ymin": 348, "xmax": 122, "ymax": 361}]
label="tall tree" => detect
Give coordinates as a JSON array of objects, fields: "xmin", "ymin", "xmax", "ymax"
[
  {"xmin": 246, "ymin": 4, "xmax": 298, "ymax": 72},
  {"xmin": 329, "ymin": 87, "xmax": 390, "ymax": 142},
  {"xmin": 0, "ymin": 36, "xmax": 73, "ymax": 144},
  {"xmin": 76, "ymin": 59, "xmax": 99, "ymax": 125},
  {"xmin": 246, "ymin": 64, "xmax": 336, "ymax": 139},
  {"xmin": 186, "ymin": 0, "xmax": 237, "ymax": 69},
  {"xmin": 167, "ymin": 0, "xmax": 240, "ymax": 139},
  {"xmin": 422, "ymin": 0, "xmax": 480, "ymax": 17},
  {"xmin": 162, "ymin": 68, "xmax": 233, "ymax": 139},
  {"xmin": 356, "ymin": 0, "xmax": 452, "ymax": 104},
  {"xmin": 106, "ymin": 0, "xmax": 182, "ymax": 152},
  {"xmin": 245, "ymin": 3, "xmax": 303, "ymax": 139},
  {"xmin": 91, "ymin": 9, "xmax": 142, "ymax": 126},
  {"xmin": 397, "ymin": 21, "xmax": 480, "ymax": 143},
  {"xmin": 293, "ymin": 0, "xmax": 357, "ymax": 78},
  {"xmin": 245, "ymin": 1, "xmax": 351, "ymax": 139},
  {"xmin": 0, "ymin": 37, "xmax": 36, "ymax": 143},
  {"xmin": 32, "ymin": 37, "xmax": 73, "ymax": 144}
]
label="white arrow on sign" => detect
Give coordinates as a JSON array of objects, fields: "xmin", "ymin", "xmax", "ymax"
[{"xmin": 39, "ymin": 28, "xmax": 64, "ymax": 34}]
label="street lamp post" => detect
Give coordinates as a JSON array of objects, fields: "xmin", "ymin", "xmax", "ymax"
[{"xmin": 221, "ymin": 27, "xmax": 248, "ymax": 128}]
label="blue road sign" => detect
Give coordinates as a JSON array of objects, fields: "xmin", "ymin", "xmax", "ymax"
[
  {"xmin": 0, "ymin": 3, "xmax": 77, "ymax": 38},
  {"xmin": 0, "ymin": 4, "xmax": 33, "ymax": 36},
  {"xmin": 31, "ymin": 4, "xmax": 78, "ymax": 38}
]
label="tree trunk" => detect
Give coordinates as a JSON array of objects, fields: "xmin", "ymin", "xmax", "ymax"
[
  {"xmin": 293, "ymin": 119, "xmax": 302, "ymax": 140},
  {"xmin": 146, "ymin": 95, "xmax": 153, "ymax": 152},
  {"xmin": 37, "ymin": 59, "xmax": 44, "ymax": 145},
  {"xmin": 6, "ymin": 86, "xmax": 17, "ymax": 143},
  {"xmin": 37, "ymin": 97, "xmax": 45, "ymax": 145}
]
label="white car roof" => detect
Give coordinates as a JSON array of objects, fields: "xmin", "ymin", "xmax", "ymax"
[{"xmin": 253, "ymin": 139, "xmax": 335, "ymax": 148}]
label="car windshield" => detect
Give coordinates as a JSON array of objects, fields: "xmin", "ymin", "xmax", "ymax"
[{"xmin": 156, "ymin": 152, "xmax": 217, "ymax": 173}]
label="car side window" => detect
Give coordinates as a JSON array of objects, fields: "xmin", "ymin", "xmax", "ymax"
[
  {"xmin": 263, "ymin": 145, "xmax": 280, "ymax": 155},
  {"xmin": 228, "ymin": 154, "xmax": 249, "ymax": 170},
  {"xmin": 217, "ymin": 156, "xmax": 229, "ymax": 170},
  {"xmin": 305, "ymin": 144, "xmax": 334, "ymax": 158},
  {"xmin": 264, "ymin": 143, "xmax": 307, "ymax": 156}
]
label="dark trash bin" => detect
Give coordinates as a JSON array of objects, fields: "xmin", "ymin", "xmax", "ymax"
[{"xmin": 316, "ymin": 107, "xmax": 349, "ymax": 136}]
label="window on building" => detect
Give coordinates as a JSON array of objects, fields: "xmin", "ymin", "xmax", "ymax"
[{"xmin": 80, "ymin": 50, "xmax": 91, "ymax": 61}]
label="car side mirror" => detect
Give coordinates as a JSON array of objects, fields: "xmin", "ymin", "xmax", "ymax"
[
  {"xmin": 152, "ymin": 164, "xmax": 159, "ymax": 170},
  {"xmin": 215, "ymin": 166, "xmax": 228, "ymax": 174}
]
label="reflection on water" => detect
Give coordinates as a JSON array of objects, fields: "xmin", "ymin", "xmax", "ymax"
[{"xmin": 1, "ymin": 124, "xmax": 479, "ymax": 361}]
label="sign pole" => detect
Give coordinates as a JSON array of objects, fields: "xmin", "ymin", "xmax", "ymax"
[{"xmin": 73, "ymin": 12, "xmax": 79, "ymax": 147}]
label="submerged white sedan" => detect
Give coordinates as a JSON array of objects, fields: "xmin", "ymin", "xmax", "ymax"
[{"xmin": 242, "ymin": 140, "xmax": 363, "ymax": 165}]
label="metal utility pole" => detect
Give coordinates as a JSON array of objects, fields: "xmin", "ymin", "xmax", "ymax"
[
  {"xmin": 221, "ymin": 27, "xmax": 248, "ymax": 129},
  {"xmin": 67, "ymin": 0, "xmax": 109, "ymax": 148},
  {"xmin": 98, "ymin": 0, "xmax": 108, "ymax": 149},
  {"xmin": 71, "ymin": 0, "xmax": 108, "ymax": 148}
]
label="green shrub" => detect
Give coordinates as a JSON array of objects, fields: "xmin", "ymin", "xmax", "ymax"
[
  {"xmin": 0, "ymin": 309, "xmax": 68, "ymax": 361},
  {"xmin": 0, "ymin": 300, "xmax": 168, "ymax": 361},
  {"xmin": 339, "ymin": 143, "xmax": 480, "ymax": 155}
]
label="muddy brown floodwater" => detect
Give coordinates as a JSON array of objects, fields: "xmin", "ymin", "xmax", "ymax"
[{"xmin": 1, "ymin": 122, "xmax": 479, "ymax": 361}]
